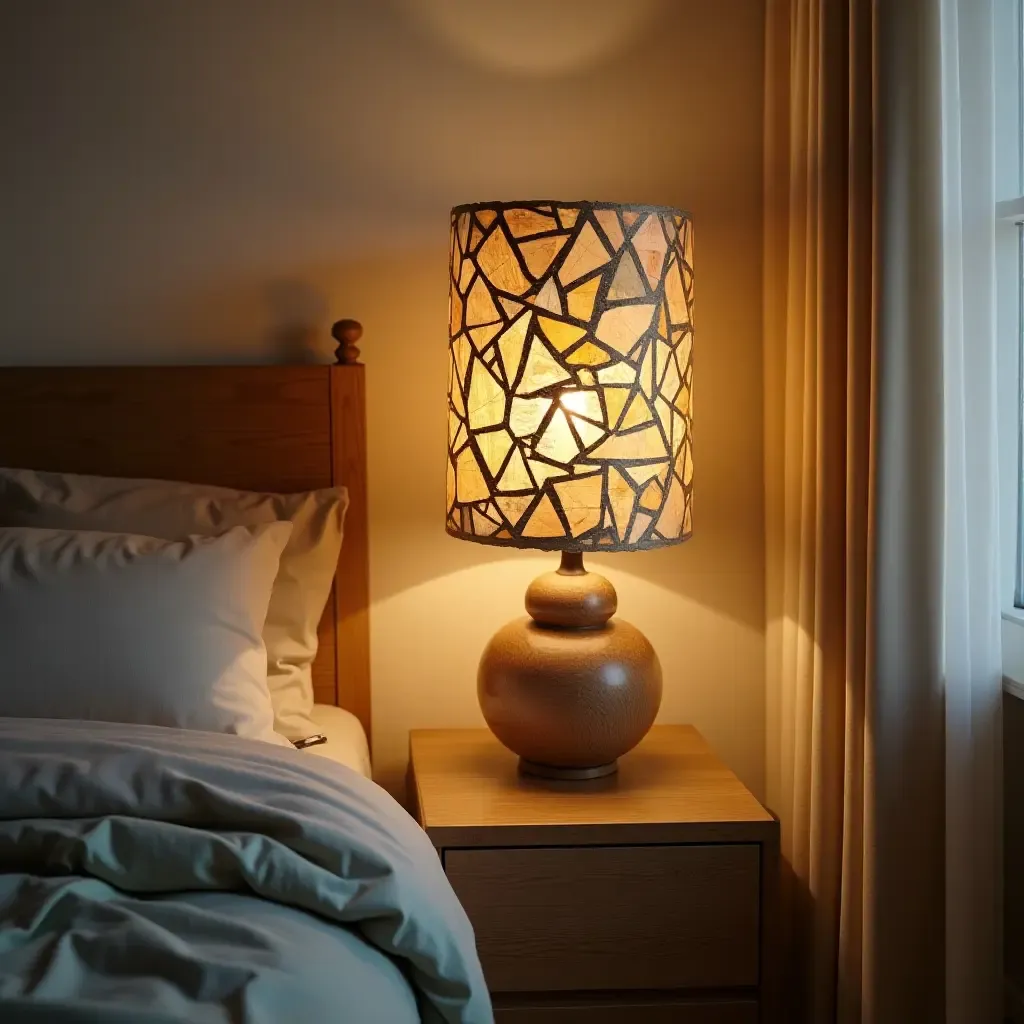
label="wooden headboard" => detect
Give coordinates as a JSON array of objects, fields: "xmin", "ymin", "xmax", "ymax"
[{"xmin": 0, "ymin": 360, "xmax": 371, "ymax": 739}]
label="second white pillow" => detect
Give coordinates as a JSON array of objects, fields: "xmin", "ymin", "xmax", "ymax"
[{"xmin": 0, "ymin": 523, "xmax": 292, "ymax": 746}]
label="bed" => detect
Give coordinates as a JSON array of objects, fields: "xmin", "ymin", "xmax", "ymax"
[{"xmin": 0, "ymin": 358, "xmax": 491, "ymax": 1023}]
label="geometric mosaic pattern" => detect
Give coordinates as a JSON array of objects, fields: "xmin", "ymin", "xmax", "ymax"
[{"xmin": 446, "ymin": 200, "xmax": 693, "ymax": 552}]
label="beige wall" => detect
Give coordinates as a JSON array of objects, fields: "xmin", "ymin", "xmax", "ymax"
[{"xmin": 0, "ymin": 0, "xmax": 767, "ymax": 798}]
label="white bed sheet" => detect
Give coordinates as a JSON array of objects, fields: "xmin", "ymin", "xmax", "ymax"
[{"xmin": 302, "ymin": 703, "xmax": 372, "ymax": 778}]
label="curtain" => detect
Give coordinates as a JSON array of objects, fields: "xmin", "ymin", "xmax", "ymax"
[
  {"xmin": 763, "ymin": 1, "xmax": 876, "ymax": 1018},
  {"xmin": 764, "ymin": 0, "xmax": 1003, "ymax": 1020}
]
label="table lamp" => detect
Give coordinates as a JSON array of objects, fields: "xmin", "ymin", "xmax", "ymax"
[{"xmin": 446, "ymin": 200, "xmax": 694, "ymax": 780}]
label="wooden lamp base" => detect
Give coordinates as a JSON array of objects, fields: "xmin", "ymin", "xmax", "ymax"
[{"xmin": 477, "ymin": 552, "xmax": 662, "ymax": 781}]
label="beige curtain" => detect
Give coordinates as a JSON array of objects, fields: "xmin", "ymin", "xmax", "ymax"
[
  {"xmin": 763, "ymin": 1, "xmax": 876, "ymax": 1020},
  {"xmin": 765, "ymin": 1, "xmax": 1003, "ymax": 1021}
]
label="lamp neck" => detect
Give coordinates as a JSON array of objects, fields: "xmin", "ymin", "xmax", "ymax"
[{"xmin": 558, "ymin": 551, "xmax": 586, "ymax": 576}]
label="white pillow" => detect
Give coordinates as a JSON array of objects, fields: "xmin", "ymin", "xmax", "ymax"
[
  {"xmin": 0, "ymin": 468, "xmax": 347, "ymax": 742},
  {"xmin": 0, "ymin": 524, "xmax": 292, "ymax": 745}
]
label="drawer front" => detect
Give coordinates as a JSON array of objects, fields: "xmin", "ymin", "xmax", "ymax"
[
  {"xmin": 493, "ymin": 998, "xmax": 758, "ymax": 1023},
  {"xmin": 446, "ymin": 843, "xmax": 760, "ymax": 993}
]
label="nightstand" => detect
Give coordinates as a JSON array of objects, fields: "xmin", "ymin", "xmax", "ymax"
[{"xmin": 408, "ymin": 726, "xmax": 779, "ymax": 1024}]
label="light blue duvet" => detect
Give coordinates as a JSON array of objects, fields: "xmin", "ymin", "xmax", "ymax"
[{"xmin": 0, "ymin": 718, "xmax": 493, "ymax": 1024}]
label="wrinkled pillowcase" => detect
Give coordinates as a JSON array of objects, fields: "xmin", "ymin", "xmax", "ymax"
[
  {"xmin": 0, "ymin": 468, "xmax": 348, "ymax": 741},
  {"xmin": 0, "ymin": 523, "xmax": 292, "ymax": 746}
]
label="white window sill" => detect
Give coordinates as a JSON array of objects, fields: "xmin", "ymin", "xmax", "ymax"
[
  {"xmin": 997, "ymin": 196, "xmax": 1024, "ymax": 221},
  {"xmin": 1002, "ymin": 611, "xmax": 1024, "ymax": 699}
]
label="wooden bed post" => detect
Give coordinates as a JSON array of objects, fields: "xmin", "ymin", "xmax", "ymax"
[
  {"xmin": 332, "ymin": 319, "xmax": 363, "ymax": 367},
  {"xmin": 329, "ymin": 320, "xmax": 371, "ymax": 746}
]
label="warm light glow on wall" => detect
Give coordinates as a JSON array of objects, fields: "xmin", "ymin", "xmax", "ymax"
[
  {"xmin": 446, "ymin": 200, "xmax": 694, "ymax": 552},
  {"xmin": 399, "ymin": 0, "xmax": 669, "ymax": 76}
]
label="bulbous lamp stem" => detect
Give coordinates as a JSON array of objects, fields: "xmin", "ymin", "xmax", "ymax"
[{"xmin": 478, "ymin": 550, "xmax": 663, "ymax": 781}]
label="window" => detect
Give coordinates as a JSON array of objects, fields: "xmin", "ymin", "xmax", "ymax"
[{"xmin": 999, "ymin": 0, "xmax": 1024, "ymax": 696}]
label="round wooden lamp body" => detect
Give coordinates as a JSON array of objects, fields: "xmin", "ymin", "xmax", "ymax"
[{"xmin": 478, "ymin": 553, "xmax": 662, "ymax": 780}]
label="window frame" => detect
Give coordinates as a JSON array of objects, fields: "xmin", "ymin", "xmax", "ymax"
[{"xmin": 998, "ymin": 0, "xmax": 1024, "ymax": 698}]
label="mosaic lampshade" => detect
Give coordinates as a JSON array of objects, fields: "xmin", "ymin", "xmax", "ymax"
[{"xmin": 446, "ymin": 200, "xmax": 694, "ymax": 552}]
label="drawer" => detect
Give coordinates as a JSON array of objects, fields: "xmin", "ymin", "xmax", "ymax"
[
  {"xmin": 493, "ymin": 997, "xmax": 758, "ymax": 1023},
  {"xmin": 445, "ymin": 843, "xmax": 760, "ymax": 993}
]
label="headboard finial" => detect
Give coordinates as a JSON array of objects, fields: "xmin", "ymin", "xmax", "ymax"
[{"xmin": 331, "ymin": 319, "xmax": 364, "ymax": 365}]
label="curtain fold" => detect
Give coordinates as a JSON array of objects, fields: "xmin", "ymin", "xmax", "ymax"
[
  {"xmin": 935, "ymin": 3, "xmax": 1003, "ymax": 1016},
  {"xmin": 764, "ymin": 1, "xmax": 876, "ymax": 1018},
  {"xmin": 764, "ymin": 0, "xmax": 1002, "ymax": 1020}
]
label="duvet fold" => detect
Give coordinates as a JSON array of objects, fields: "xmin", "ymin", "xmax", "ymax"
[{"xmin": 0, "ymin": 717, "xmax": 493, "ymax": 1024}]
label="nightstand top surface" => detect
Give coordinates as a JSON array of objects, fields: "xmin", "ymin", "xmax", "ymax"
[{"xmin": 409, "ymin": 725, "xmax": 773, "ymax": 847}]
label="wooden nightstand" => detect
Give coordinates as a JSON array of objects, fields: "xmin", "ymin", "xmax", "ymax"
[{"xmin": 408, "ymin": 726, "xmax": 779, "ymax": 1023}]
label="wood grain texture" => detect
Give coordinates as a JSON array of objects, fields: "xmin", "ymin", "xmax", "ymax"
[
  {"xmin": 478, "ymin": 613, "xmax": 661, "ymax": 777},
  {"xmin": 0, "ymin": 365, "xmax": 370, "ymax": 731},
  {"xmin": 0, "ymin": 367, "xmax": 333, "ymax": 490},
  {"xmin": 410, "ymin": 726, "xmax": 775, "ymax": 849},
  {"xmin": 493, "ymin": 997, "xmax": 757, "ymax": 1024},
  {"xmin": 331, "ymin": 318, "xmax": 363, "ymax": 366},
  {"xmin": 411, "ymin": 725, "xmax": 779, "ymax": 1022},
  {"xmin": 524, "ymin": 554, "xmax": 617, "ymax": 628},
  {"xmin": 446, "ymin": 844, "xmax": 760, "ymax": 992},
  {"xmin": 479, "ymin": 553, "xmax": 658, "ymax": 778},
  {"xmin": 329, "ymin": 365, "xmax": 370, "ymax": 739}
]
